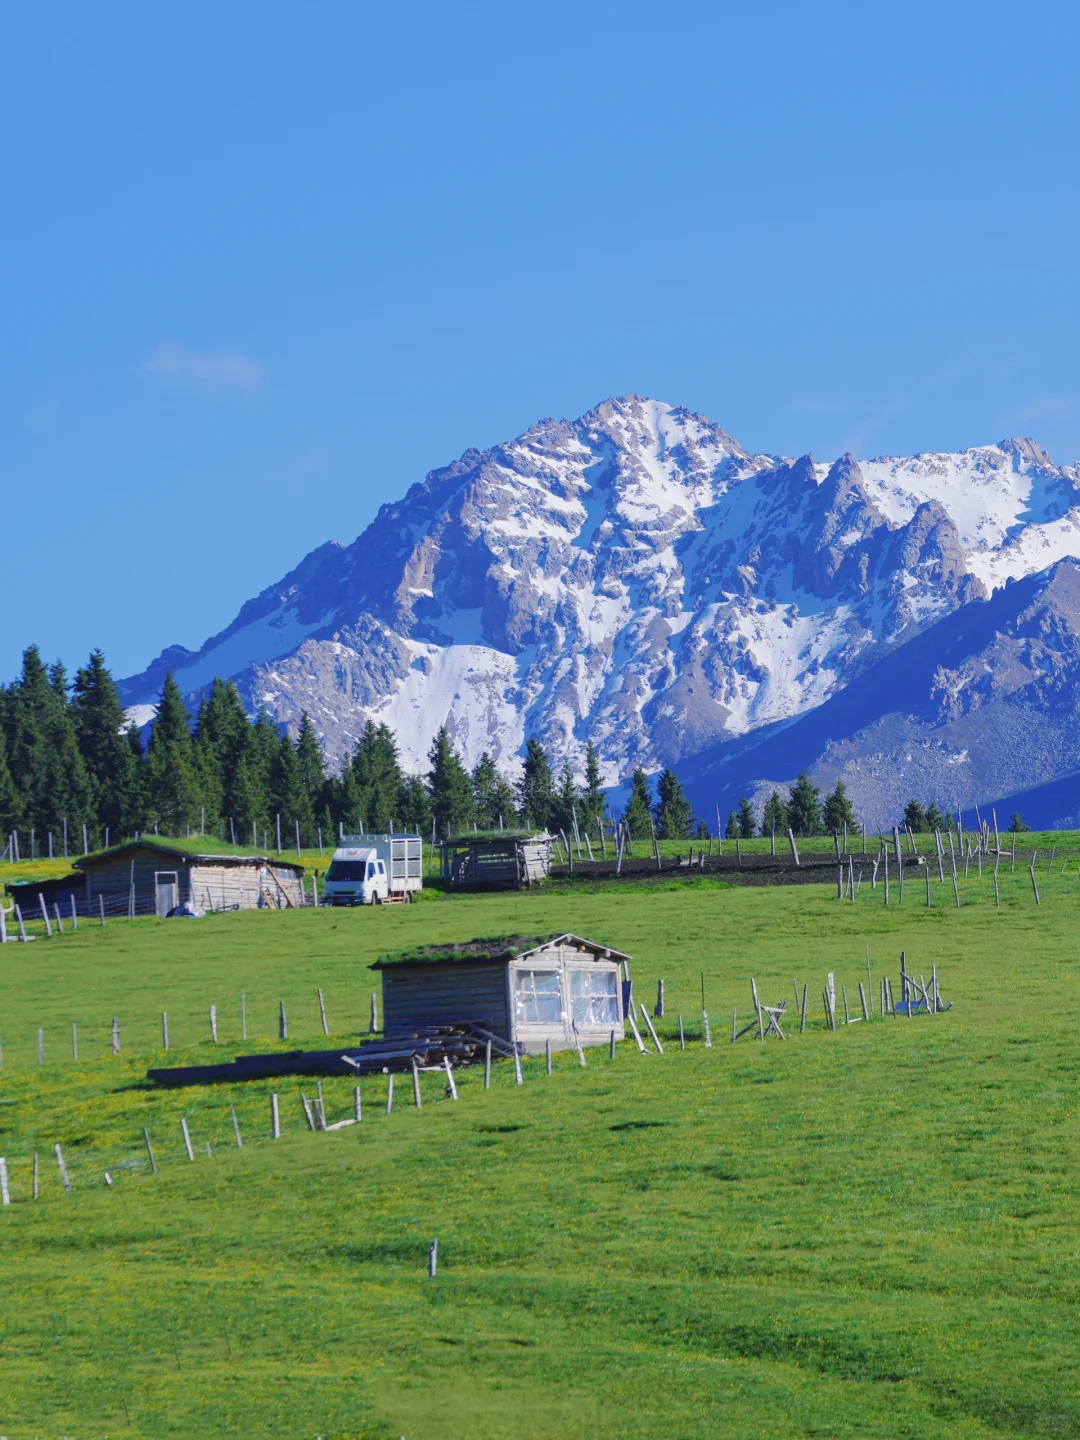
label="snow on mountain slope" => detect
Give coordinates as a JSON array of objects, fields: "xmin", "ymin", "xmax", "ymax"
[{"xmin": 118, "ymin": 396, "xmax": 1080, "ymax": 790}]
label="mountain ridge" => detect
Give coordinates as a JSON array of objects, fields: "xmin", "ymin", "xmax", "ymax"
[{"xmin": 118, "ymin": 395, "xmax": 1080, "ymax": 823}]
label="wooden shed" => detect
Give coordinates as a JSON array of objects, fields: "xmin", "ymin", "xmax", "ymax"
[
  {"xmin": 6, "ymin": 841, "xmax": 306, "ymax": 919},
  {"xmin": 371, "ymin": 932, "xmax": 629, "ymax": 1054},
  {"xmin": 440, "ymin": 831, "xmax": 552, "ymax": 888}
]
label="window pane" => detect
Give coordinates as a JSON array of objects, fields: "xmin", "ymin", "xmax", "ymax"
[
  {"xmin": 570, "ymin": 969, "xmax": 618, "ymax": 1026},
  {"xmin": 515, "ymin": 970, "xmax": 563, "ymax": 1025}
]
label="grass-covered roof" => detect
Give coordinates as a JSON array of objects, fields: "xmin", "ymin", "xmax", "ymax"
[{"xmin": 370, "ymin": 934, "xmax": 560, "ymax": 969}]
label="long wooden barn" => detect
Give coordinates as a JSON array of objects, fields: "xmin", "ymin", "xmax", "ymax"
[
  {"xmin": 371, "ymin": 932, "xmax": 629, "ymax": 1054},
  {"xmin": 6, "ymin": 841, "xmax": 305, "ymax": 919}
]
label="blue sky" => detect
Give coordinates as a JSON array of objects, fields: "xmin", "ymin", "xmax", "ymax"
[{"xmin": 4, "ymin": 0, "xmax": 1080, "ymax": 682}]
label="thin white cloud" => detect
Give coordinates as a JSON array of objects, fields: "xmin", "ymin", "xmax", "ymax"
[{"xmin": 144, "ymin": 342, "xmax": 265, "ymax": 392}]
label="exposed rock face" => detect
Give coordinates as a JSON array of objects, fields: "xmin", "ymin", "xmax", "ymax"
[{"xmin": 119, "ymin": 395, "xmax": 1080, "ymax": 816}]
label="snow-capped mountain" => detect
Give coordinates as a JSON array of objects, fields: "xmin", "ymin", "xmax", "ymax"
[{"xmin": 119, "ymin": 395, "xmax": 1080, "ymax": 816}]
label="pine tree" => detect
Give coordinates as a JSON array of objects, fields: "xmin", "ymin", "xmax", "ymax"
[
  {"xmin": 427, "ymin": 727, "xmax": 474, "ymax": 837},
  {"xmin": 725, "ymin": 808, "xmax": 739, "ymax": 839},
  {"xmin": 786, "ymin": 772, "xmax": 823, "ymax": 836},
  {"xmin": 71, "ymin": 651, "xmax": 134, "ymax": 838},
  {"xmin": 193, "ymin": 680, "xmax": 253, "ymax": 831},
  {"xmin": 925, "ymin": 799, "xmax": 945, "ymax": 832},
  {"xmin": 351, "ymin": 722, "xmax": 406, "ymax": 832},
  {"xmin": 1008, "ymin": 811, "xmax": 1030, "ymax": 833},
  {"xmin": 7, "ymin": 646, "xmax": 57, "ymax": 824},
  {"xmin": 902, "ymin": 798, "xmax": 927, "ymax": 834},
  {"xmin": 473, "ymin": 752, "xmax": 516, "ymax": 830},
  {"xmin": 621, "ymin": 769, "xmax": 652, "ymax": 839},
  {"xmin": 146, "ymin": 673, "xmax": 201, "ymax": 835},
  {"xmin": 760, "ymin": 789, "xmax": 787, "ymax": 838},
  {"xmin": 0, "ymin": 727, "xmax": 20, "ymax": 835},
  {"xmin": 582, "ymin": 741, "xmax": 604, "ymax": 821},
  {"xmin": 399, "ymin": 774, "xmax": 433, "ymax": 835},
  {"xmin": 517, "ymin": 738, "xmax": 555, "ymax": 831},
  {"xmin": 270, "ymin": 732, "xmax": 315, "ymax": 845},
  {"xmin": 121, "ymin": 722, "xmax": 147, "ymax": 835},
  {"xmin": 295, "ymin": 712, "xmax": 328, "ymax": 817},
  {"xmin": 736, "ymin": 797, "xmax": 755, "ymax": 839},
  {"xmin": 653, "ymin": 768, "xmax": 695, "ymax": 840},
  {"xmin": 552, "ymin": 759, "xmax": 579, "ymax": 837},
  {"xmin": 823, "ymin": 779, "xmax": 856, "ymax": 834}
]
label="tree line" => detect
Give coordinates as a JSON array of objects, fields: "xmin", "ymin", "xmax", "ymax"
[
  {"xmin": 0, "ymin": 646, "xmax": 706, "ymax": 851},
  {"xmin": 2, "ymin": 643, "xmax": 1030, "ymax": 855}
]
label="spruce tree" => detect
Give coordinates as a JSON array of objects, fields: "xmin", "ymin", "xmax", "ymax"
[
  {"xmin": 193, "ymin": 680, "xmax": 252, "ymax": 830},
  {"xmin": 736, "ymin": 797, "xmax": 755, "ymax": 839},
  {"xmin": 1008, "ymin": 811, "xmax": 1030, "ymax": 833},
  {"xmin": 146, "ymin": 673, "xmax": 201, "ymax": 835},
  {"xmin": 399, "ymin": 773, "xmax": 433, "ymax": 835},
  {"xmin": 622, "ymin": 768, "xmax": 653, "ymax": 839},
  {"xmin": 517, "ymin": 738, "xmax": 555, "ymax": 831},
  {"xmin": 351, "ymin": 722, "xmax": 406, "ymax": 831},
  {"xmin": 427, "ymin": 727, "xmax": 474, "ymax": 837},
  {"xmin": 270, "ymin": 732, "xmax": 315, "ymax": 845},
  {"xmin": 902, "ymin": 798, "xmax": 927, "ymax": 833},
  {"xmin": 582, "ymin": 740, "xmax": 604, "ymax": 821},
  {"xmin": 654, "ymin": 768, "xmax": 695, "ymax": 840},
  {"xmin": 823, "ymin": 780, "xmax": 856, "ymax": 834},
  {"xmin": 71, "ymin": 651, "xmax": 134, "ymax": 837},
  {"xmin": 295, "ymin": 712, "xmax": 328, "ymax": 817},
  {"xmin": 725, "ymin": 808, "xmax": 739, "ymax": 839},
  {"xmin": 552, "ymin": 759, "xmax": 580, "ymax": 837},
  {"xmin": 925, "ymin": 799, "xmax": 945, "ymax": 832},
  {"xmin": 473, "ymin": 752, "xmax": 515, "ymax": 829},
  {"xmin": 0, "ymin": 727, "xmax": 20, "ymax": 835},
  {"xmin": 786, "ymin": 772, "xmax": 823, "ymax": 836},
  {"xmin": 760, "ymin": 789, "xmax": 788, "ymax": 838}
]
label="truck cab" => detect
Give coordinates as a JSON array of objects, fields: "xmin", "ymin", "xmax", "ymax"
[{"xmin": 323, "ymin": 847, "xmax": 389, "ymax": 906}]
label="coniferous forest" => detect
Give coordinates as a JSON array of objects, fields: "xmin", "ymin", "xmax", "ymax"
[{"xmin": 0, "ymin": 644, "xmax": 955, "ymax": 860}]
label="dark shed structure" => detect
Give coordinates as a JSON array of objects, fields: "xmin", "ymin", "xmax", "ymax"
[
  {"xmin": 440, "ymin": 831, "xmax": 552, "ymax": 888},
  {"xmin": 372, "ymin": 932, "xmax": 628, "ymax": 1054}
]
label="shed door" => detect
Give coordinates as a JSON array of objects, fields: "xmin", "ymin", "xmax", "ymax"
[{"xmin": 154, "ymin": 870, "xmax": 179, "ymax": 917}]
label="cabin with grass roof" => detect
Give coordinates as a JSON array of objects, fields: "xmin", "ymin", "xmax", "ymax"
[
  {"xmin": 371, "ymin": 933, "xmax": 629, "ymax": 1054},
  {"xmin": 440, "ymin": 829, "xmax": 552, "ymax": 888}
]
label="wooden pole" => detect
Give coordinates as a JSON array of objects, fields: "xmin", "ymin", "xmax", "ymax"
[
  {"xmin": 112, "ymin": 1017, "xmax": 121, "ymax": 1055},
  {"xmin": 514, "ymin": 1048, "xmax": 523, "ymax": 1085},
  {"xmin": 429, "ymin": 1238, "xmax": 438, "ymax": 1278},
  {"xmin": 354, "ymin": 1085, "xmax": 362, "ymax": 1121},
  {"xmin": 279, "ymin": 1000, "xmax": 287, "ymax": 1041},
  {"xmin": 142, "ymin": 1128, "xmax": 157, "ymax": 1174},
  {"xmin": 412, "ymin": 1059, "xmax": 422, "ymax": 1108},
  {"xmin": 209, "ymin": 1005, "xmax": 218, "ymax": 1044},
  {"xmin": 370, "ymin": 992, "xmax": 379, "ymax": 1034},
  {"xmin": 386, "ymin": 1075, "xmax": 395, "ymax": 1114},
  {"xmin": 0, "ymin": 1156, "xmax": 10, "ymax": 1206},
  {"xmin": 609, "ymin": 1028, "xmax": 616, "ymax": 1059},
  {"xmin": 679, "ymin": 1015, "xmax": 686, "ymax": 1050},
  {"xmin": 33, "ymin": 1150, "xmax": 40, "ymax": 1196},
  {"xmin": 37, "ymin": 1028, "xmax": 44, "ymax": 1065},
  {"xmin": 318, "ymin": 988, "xmax": 329, "ymax": 1036},
  {"xmin": 71, "ymin": 1022, "xmax": 78, "ymax": 1061},
  {"xmin": 181, "ymin": 1118, "xmax": 195, "ymax": 1161},
  {"xmin": 230, "ymin": 1103, "xmax": 243, "ymax": 1148},
  {"xmin": 545, "ymin": 1038, "xmax": 552, "ymax": 1074},
  {"xmin": 271, "ymin": 1094, "xmax": 280, "ymax": 1139},
  {"xmin": 54, "ymin": 1142, "xmax": 72, "ymax": 1192},
  {"xmin": 444, "ymin": 1056, "xmax": 458, "ymax": 1099},
  {"xmin": 800, "ymin": 984, "xmax": 808, "ymax": 1033},
  {"xmin": 484, "ymin": 1038, "xmax": 492, "ymax": 1089}
]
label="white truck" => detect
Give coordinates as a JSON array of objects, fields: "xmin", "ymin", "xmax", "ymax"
[{"xmin": 323, "ymin": 834, "xmax": 423, "ymax": 906}]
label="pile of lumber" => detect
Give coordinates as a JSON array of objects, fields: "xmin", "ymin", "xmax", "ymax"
[{"xmin": 147, "ymin": 1022, "xmax": 517, "ymax": 1088}]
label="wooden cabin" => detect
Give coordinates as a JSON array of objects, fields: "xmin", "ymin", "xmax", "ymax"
[
  {"xmin": 7, "ymin": 841, "xmax": 305, "ymax": 919},
  {"xmin": 371, "ymin": 932, "xmax": 628, "ymax": 1054},
  {"xmin": 440, "ymin": 831, "xmax": 552, "ymax": 888}
]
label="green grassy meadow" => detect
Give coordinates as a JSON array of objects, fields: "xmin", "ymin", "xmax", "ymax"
[{"xmin": 0, "ymin": 852, "xmax": 1078, "ymax": 1438}]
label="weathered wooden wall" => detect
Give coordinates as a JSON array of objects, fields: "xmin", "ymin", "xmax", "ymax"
[{"xmin": 382, "ymin": 962, "xmax": 510, "ymax": 1040}]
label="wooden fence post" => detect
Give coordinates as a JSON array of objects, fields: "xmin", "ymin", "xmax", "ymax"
[
  {"xmin": 143, "ymin": 1127, "xmax": 158, "ymax": 1174},
  {"xmin": 162, "ymin": 1012, "xmax": 169, "ymax": 1050},
  {"xmin": 180, "ymin": 1118, "xmax": 195, "ymax": 1161},
  {"xmin": 271, "ymin": 1094, "xmax": 280, "ymax": 1139},
  {"xmin": 443, "ymin": 1056, "xmax": 458, "ymax": 1099},
  {"xmin": 209, "ymin": 1006, "xmax": 218, "ymax": 1044},
  {"xmin": 112, "ymin": 1018, "xmax": 121, "ymax": 1055},
  {"xmin": 484, "ymin": 1039, "xmax": 492, "ymax": 1089},
  {"xmin": 429, "ymin": 1238, "xmax": 438, "ymax": 1277},
  {"xmin": 386, "ymin": 1074, "xmax": 394, "ymax": 1114},
  {"xmin": 230, "ymin": 1103, "xmax": 243, "ymax": 1148},
  {"xmin": 55, "ymin": 1143, "xmax": 72, "ymax": 1192},
  {"xmin": 0, "ymin": 1156, "xmax": 10, "ymax": 1206},
  {"xmin": 318, "ymin": 988, "xmax": 329, "ymax": 1036},
  {"xmin": 279, "ymin": 1001, "xmax": 287, "ymax": 1041},
  {"xmin": 71, "ymin": 1022, "xmax": 78, "ymax": 1062}
]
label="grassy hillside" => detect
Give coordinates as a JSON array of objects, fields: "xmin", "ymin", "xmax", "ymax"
[{"xmin": 0, "ymin": 863, "xmax": 1077, "ymax": 1437}]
